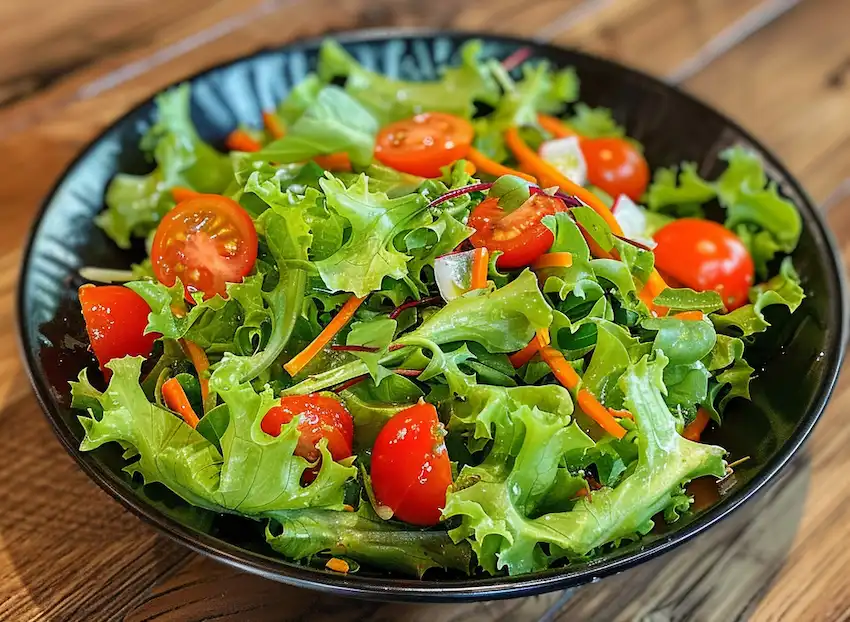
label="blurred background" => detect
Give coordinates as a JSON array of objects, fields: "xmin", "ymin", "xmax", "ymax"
[{"xmin": 1, "ymin": 0, "xmax": 848, "ymax": 620}]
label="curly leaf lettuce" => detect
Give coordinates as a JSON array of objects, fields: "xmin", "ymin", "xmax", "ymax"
[
  {"xmin": 444, "ymin": 354, "xmax": 725, "ymax": 575},
  {"xmin": 539, "ymin": 213, "xmax": 603, "ymax": 301},
  {"xmin": 318, "ymin": 39, "xmax": 499, "ymax": 125},
  {"xmin": 712, "ymin": 257, "xmax": 804, "ymax": 337},
  {"xmin": 97, "ymin": 85, "xmax": 232, "ymax": 248},
  {"xmin": 255, "ymin": 86, "xmax": 378, "ymax": 168},
  {"xmin": 644, "ymin": 162, "xmax": 715, "ymax": 216},
  {"xmin": 315, "ymin": 175, "xmax": 430, "ymax": 297},
  {"xmin": 74, "ymin": 357, "xmax": 354, "ymax": 514}
]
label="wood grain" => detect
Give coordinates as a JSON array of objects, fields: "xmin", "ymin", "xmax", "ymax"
[{"xmin": 1, "ymin": 0, "xmax": 849, "ymax": 620}]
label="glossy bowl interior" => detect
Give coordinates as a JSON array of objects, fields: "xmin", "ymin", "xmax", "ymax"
[{"xmin": 18, "ymin": 30, "xmax": 847, "ymax": 601}]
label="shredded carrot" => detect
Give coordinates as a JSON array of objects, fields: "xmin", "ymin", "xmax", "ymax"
[
  {"xmin": 509, "ymin": 339, "xmax": 540, "ymax": 368},
  {"xmin": 225, "ymin": 129, "xmax": 262, "ymax": 152},
  {"xmin": 536, "ymin": 327, "xmax": 551, "ymax": 347},
  {"xmin": 608, "ymin": 407, "xmax": 634, "ymax": 420},
  {"xmin": 325, "ymin": 558, "xmax": 350, "ymax": 573},
  {"xmin": 537, "ymin": 114, "xmax": 577, "ymax": 139},
  {"xmin": 673, "ymin": 311, "xmax": 706, "ymax": 321},
  {"xmin": 470, "ymin": 247, "xmax": 489, "ymax": 290},
  {"xmin": 313, "ymin": 152, "xmax": 352, "ymax": 171},
  {"xmin": 284, "ymin": 295, "xmax": 366, "ymax": 376},
  {"xmin": 573, "ymin": 487, "xmax": 590, "ymax": 499},
  {"xmin": 162, "ymin": 378, "xmax": 200, "ymax": 428},
  {"xmin": 262, "ymin": 111, "xmax": 285, "ymax": 139},
  {"xmin": 683, "ymin": 408, "xmax": 711, "ymax": 442},
  {"xmin": 505, "ymin": 127, "xmax": 622, "ymax": 234},
  {"xmin": 466, "ymin": 147, "xmax": 536, "ymax": 183},
  {"xmin": 464, "ymin": 160, "xmax": 477, "ymax": 176},
  {"xmin": 181, "ymin": 339, "xmax": 210, "ymax": 406},
  {"xmin": 532, "ymin": 252, "xmax": 573, "ymax": 270},
  {"xmin": 536, "ymin": 330, "xmax": 627, "ymax": 439},
  {"xmin": 171, "ymin": 186, "xmax": 200, "ymax": 203}
]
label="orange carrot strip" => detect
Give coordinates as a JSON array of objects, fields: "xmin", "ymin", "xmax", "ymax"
[
  {"xmin": 171, "ymin": 186, "xmax": 200, "ymax": 203},
  {"xmin": 262, "ymin": 111, "xmax": 285, "ymax": 139},
  {"xmin": 683, "ymin": 408, "xmax": 711, "ymax": 442},
  {"xmin": 538, "ymin": 114, "xmax": 577, "ymax": 139},
  {"xmin": 325, "ymin": 558, "xmax": 350, "ymax": 573},
  {"xmin": 181, "ymin": 339, "xmax": 210, "ymax": 406},
  {"xmin": 532, "ymin": 252, "xmax": 573, "ymax": 270},
  {"xmin": 464, "ymin": 160, "xmax": 477, "ymax": 176},
  {"xmin": 608, "ymin": 407, "xmax": 634, "ymax": 420},
  {"xmin": 225, "ymin": 129, "xmax": 262, "ymax": 152},
  {"xmin": 162, "ymin": 378, "xmax": 200, "ymax": 428},
  {"xmin": 673, "ymin": 311, "xmax": 706, "ymax": 321},
  {"xmin": 508, "ymin": 339, "xmax": 540, "ymax": 369},
  {"xmin": 470, "ymin": 248, "xmax": 489, "ymax": 290},
  {"xmin": 505, "ymin": 127, "xmax": 622, "ymax": 235},
  {"xmin": 467, "ymin": 147, "xmax": 536, "ymax": 183},
  {"xmin": 537, "ymin": 332, "xmax": 627, "ymax": 439},
  {"xmin": 313, "ymin": 152, "xmax": 352, "ymax": 171},
  {"xmin": 284, "ymin": 295, "xmax": 366, "ymax": 376}
]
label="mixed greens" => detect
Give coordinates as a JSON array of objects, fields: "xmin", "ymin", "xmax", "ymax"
[{"xmin": 72, "ymin": 39, "xmax": 805, "ymax": 578}]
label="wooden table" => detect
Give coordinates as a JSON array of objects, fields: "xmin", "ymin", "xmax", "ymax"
[{"xmin": 1, "ymin": 0, "xmax": 849, "ymax": 619}]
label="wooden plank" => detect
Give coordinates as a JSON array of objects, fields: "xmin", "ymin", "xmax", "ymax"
[
  {"xmin": 127, "ymin": 556, "xmax": 564, "ymax": 622},
  {"xmin": 549, "ymin": 0, "xmax": 769, "ymax": 77},
  {"xmin": 682, "ymin": 0, "xmax": 850, "ymax": 200}
]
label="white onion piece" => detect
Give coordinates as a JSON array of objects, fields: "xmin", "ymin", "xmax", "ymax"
[
  {"xmin": 539, "ymin": 136, "xmax": 587, "ymax": 186},
  {"xmin": 433, "ymin": 250, "xmax": 476, "ymax": 301},
  {"xmin": 612, "ymin": 195, "xmax": 657, "ymax": 249}
]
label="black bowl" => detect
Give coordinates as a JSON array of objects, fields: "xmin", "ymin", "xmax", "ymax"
[{"xmin": 17, "ymin": 29, "xmax": 848, "ymax": 601}]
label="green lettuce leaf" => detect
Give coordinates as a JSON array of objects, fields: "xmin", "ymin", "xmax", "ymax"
[
  {"xmin": 315, "ymin": 174, "xmax": 430, "ymax": 297},
  {"xmin": 539, "ymin": 213, "xmax": 603, "ymax": 301},
  {"xmin": 644, "ymin": 162, "xmax": 715, "ymax": 216},
  {"xmin": 642, "ymin": 316, "xmax": 717, "ymax": 366},
  {"xmin": 712, "ymin": 257, "xmax": 805, "ymax": 337},
  {"xmin": 74, "ymin": 357, "xmax": 354, "ymax": 515},
  {"xmin": 566, "ymin": 104, "xmax": 625, "ymax": 139},
  {"xmin": 254, "ymin": 86, "xmax": 378, "ymax": 168},
  {"xmin": 266, "ymin": 506, "xmax": 471, "ymax": 577},
  {"xmin": 444, "ymin": 354, "xmax": 725, "ymax": 575},
  {"xmin": 653, "ymin": 288, "xmax": 725, "ymax": 314},
  {"xmin": 276, "ymin": 73, "xmax": 324, "ymax": 126},
  {"xmin": 97, "ymin": 84, "xmax": 231, "ymax": 248},
  {"xmin": 318, "ymin": 39, "xmax": 499, "ymax": 125},
  {"xmin": 409, "ymin": 270, "xmax": 553, "ymax": 353}
]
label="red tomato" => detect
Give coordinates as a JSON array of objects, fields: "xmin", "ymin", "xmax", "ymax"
[
  {"xmin": 468, "ymin": 194, "xmax": 566, "ymax": 269},
  {"xmin": 151, "ymin": 194, "xmax": 258, "ymax": 300},
  {"xmin": 653, "ymin": 218, "xmax": 755, "ymax": 310},
  {"xmin": 374, "ymin": 112, "xmax": 474, "ymax": 178},
  {"xmin": 370, "ymin": 402, "xmax": 452, "ymax": 526},
  {"xmin": 261, "ymin": 394, "xmax": 354, "ymax": 463},
  {"xmin": 581, "ymin": 137, "xmax": 649, "ymax": 202},
  {"xmin": 79, "ymin": 285, "xmax": 159, "ymax": 371}
]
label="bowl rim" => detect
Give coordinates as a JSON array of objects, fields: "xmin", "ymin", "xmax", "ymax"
[{"xmin": 16, "ymin": 26, "xmax": 849, "ymax": 602}]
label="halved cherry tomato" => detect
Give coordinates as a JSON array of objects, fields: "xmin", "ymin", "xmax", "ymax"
[
  {"xmin": 581, "ymin": 137, "xmax": 649, "ymax": 202},
  {"xmin": 370, "ymin": 402, "xmax": 452, "ymax": 526},
  {"xmin": 468, "ymin": 194, "xmax": 567, "ymax": 269},
  {"xmin": 79, "ymin": 285, "xmax": 159, "ymax": 372},
  {"xmin": 151, "ymin": 195, "xmax": 258, "ymax": 300},
  {"xmin": 261, "ymin": 394, "xmax": 354, "ymax": 464},
  {"xmin": 374, "ymin": 112, "xmax": 473, "ymax": 178},
  {"xmin": 653, "ymin": 218, "xmax": 755, "ymax": 310}
]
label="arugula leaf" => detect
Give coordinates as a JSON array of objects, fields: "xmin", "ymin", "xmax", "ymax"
[
  {"xmin": 644, "ymin": 162, "xmax": 715, "ymax": 216},
  {"xmin": 265, "ymin": 506, "xmax": 471, "ymax": 577},
  {"xmin": 315, "ymin": 175, "xmax": 430, "ymax": 297},
  {"xmin": 75, "ymin": 357, "xmax": 354, "ymax": 515},
  {"xmin": 712, "ymin": 257, "xmax": 805, "ymax": 337},
  {"xmin": 410, "ymin": 270, "xmax": 553, "ymax": 353},
  {"xmin": 318, "ymin": 39, "xmax": 499, "ymax": 125},
  {"xmin": 97, "ymin": 85, "xmax": 231, "ymax": 248},
  {"xmin": 345, "ymin": 317, "xmax": 397, "ymax": 382},
  {"xmin": 255, "ymin": 86, "xmax": 378, "ymax": 168}
]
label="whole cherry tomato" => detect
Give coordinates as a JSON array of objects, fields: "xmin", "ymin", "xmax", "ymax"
[
  {"xmin": 653, "ymin": 218, "xmax": 755, "ymax": 310},
  {"xmin": 581, "ymin": 137, "xmax": 649, "ymax": 202},
  {"xmin": 374, "ymin": 112, "xmax": 474, "ymax": 178}
]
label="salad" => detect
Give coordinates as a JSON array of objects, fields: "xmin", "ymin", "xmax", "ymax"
[{"xmin": 71, "ymin": 39, "xmax": 806, "ymax": 578}]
